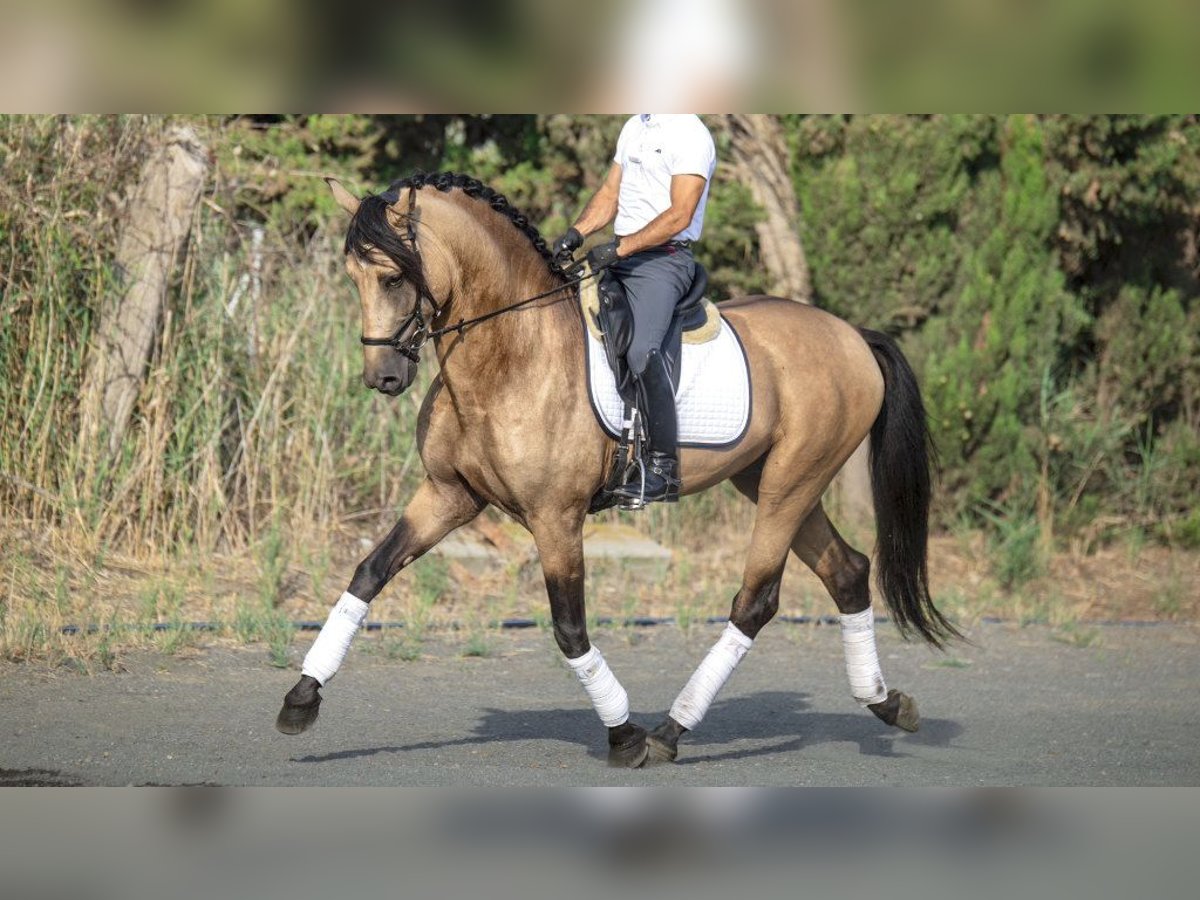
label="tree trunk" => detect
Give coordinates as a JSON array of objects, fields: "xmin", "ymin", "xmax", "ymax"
[
  {"xmin": 724, "ymin": 115, "xmax": 872, "ymax": 525},
  {"xmin": 79, "ymin": 124, "xmax": 209, "ymax": 458},
  {"xmin": 724, "ymin": 114, "xmax": 812, "ymax": 303},
  {"xmin": 831, "ymin": 435, "xmax": 874, "ymax": 529}
]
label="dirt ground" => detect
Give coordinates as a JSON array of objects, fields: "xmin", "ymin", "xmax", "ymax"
[{"xmin": 2, "ymin": 620, "xmax": 1198, "ymax": 786}]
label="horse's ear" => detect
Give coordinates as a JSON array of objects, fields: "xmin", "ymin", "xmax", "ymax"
[{"xmin": 326, "ymin": 178, "xmax": 361, "ymax": 216}]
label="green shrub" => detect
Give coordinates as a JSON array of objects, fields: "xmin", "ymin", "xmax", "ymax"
[{"xmin": 978, "ymin": 501, "xmax": 1045, "ymax": 590}]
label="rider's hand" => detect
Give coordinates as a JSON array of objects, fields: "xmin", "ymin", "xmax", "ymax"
[
  {"xmin": 587, "ymin": 239, "xmax": 620, "ymax": 270},
  {"xmin": 551, "ymin": 227, "xmax": 583, "ymax": 260}
]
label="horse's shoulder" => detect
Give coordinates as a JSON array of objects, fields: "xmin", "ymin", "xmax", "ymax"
[{"xmin": 416, "ymin": 375, "xmax": 462, "ymax": 459}]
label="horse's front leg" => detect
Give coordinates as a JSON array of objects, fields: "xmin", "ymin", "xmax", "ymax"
[
  {"xmin": 275, "ymin": 476, "xmax": 484, "ymax": 734},
  {"xmin": 530, "ymin": 515, "xmax": 648, "ymax": 768}
]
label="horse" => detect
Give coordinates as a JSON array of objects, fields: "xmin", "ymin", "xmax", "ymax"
[{"xmin": 275, "ymin": 171, "xmax": 959, "ymax": 768}]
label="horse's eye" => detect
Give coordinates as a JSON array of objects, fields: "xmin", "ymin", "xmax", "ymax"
[{"xmin": 385, "ymin": 275, "xmax": 404, "ymax": 290}]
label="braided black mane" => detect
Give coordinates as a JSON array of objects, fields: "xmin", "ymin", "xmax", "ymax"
[{"xmin": 344, "ymin": 171, "xmax": 565, "ymax": 286}]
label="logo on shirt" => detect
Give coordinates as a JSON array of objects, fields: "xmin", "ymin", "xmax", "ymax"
[{"xmin": 628, "ymin": 148, "xmax": 662, "ymax": 166}]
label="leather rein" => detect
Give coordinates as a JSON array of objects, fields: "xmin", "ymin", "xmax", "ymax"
[{"xmin": 358, "ymin": 185, "xmax": 594, "ymax": 364}]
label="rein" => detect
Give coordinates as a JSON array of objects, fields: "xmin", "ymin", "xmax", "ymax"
[{"xmin": 359, "ymin": 185, "xmax": 596, "ymax": 363}]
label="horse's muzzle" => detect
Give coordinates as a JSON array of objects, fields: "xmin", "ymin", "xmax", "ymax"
[{"xmin": 362, "ymin": 356, "xmax": 415, "ymax": 395}]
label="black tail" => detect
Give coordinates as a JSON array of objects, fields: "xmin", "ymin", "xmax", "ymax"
[{"xmin": 860, "ymin": 329, "xmax": 960, "ymax": 648}]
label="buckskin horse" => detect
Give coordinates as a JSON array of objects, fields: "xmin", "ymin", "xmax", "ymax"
[{"xmin": 276, "ymin": 172, "xmax": 959, "ymax": 767}]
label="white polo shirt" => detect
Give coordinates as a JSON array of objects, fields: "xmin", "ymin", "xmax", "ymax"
[{"xmin": 613, "ymin": 114, "xmax": 716, "ymax": 242}]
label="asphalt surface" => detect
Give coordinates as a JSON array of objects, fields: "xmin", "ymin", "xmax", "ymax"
[{"xmin": 1, "ymin": 620, "xmax": 1197, "ymax": 786}]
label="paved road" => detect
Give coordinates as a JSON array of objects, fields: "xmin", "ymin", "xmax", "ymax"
[{"xmin": 1, "ymin": 621, "xmax": 1197, "ymax": 785}]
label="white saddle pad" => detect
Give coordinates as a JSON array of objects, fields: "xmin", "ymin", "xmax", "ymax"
[{"xmin": 584, "ymin": 315, "xmax": 752, "ymax": 448}]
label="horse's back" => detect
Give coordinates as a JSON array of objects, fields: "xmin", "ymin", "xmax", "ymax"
[
  {"xmin": 719, "ymin": 295, "xmax": 882, "ymax": 390},
  {"xmin": 717, "ymin": 294, "xmax": 885, "ymax": 452}
]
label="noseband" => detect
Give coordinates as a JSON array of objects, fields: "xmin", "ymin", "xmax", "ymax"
[
  {"xmin": 358, "ymin": 295, "xmax": 438, "ymax": 363},
  {"xmin": 358, "ymin": 185, "xmax": 446, "ymax": 364}
]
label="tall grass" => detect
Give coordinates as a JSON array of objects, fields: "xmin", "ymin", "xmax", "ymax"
[
  {"xmin": 1, "ymin": 114, "xmax": 761, "ymax": 575},
  {"xmin": 1, "ymin": 115, "xmax": 427, "ymax": 562}
]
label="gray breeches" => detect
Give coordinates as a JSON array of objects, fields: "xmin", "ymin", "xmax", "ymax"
[{"xmin": 609, "ymin": 248, "xmax": 696, "ymax": 376}]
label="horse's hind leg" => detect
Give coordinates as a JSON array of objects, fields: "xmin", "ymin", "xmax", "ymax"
[
  {"xmin": 646, "ymin": 466, "xmax": 821, "ymax": 763},
  {"xmin": 791, "ymin": 504, "xmax": 919, "ymax": 732},
  {"xmin": 275, "ymin": 476, "xmax": 484, "ymax": 735}
]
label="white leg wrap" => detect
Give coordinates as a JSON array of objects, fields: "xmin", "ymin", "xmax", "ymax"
[
  {"xmin": 841, "ymin": 607, "xmax": 889, "ymax": 706},
  {"xmin": 669, "ymin": 622, "xmax": 753, "ymax": 731},
  {"xmin": 301, "ymin": 592, "xmax": 370, "ymax": 686},
  {"xmin": 565, "ymin": 646, "xmax": 630, "ymax": 727}
]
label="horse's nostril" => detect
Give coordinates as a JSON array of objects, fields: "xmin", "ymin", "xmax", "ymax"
[{"xmin": 379, "ymin": 375, "xmax": 401, "ymax": 393}]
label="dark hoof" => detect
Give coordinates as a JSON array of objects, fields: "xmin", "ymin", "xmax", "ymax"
[
  {"xmin": 607, "ymin": 722, "xmax": 650, "ymax": 768},
  {"xmin": 645, "ymin": 719, "xmax": 683, "ymax": 765},
  {"xmin": 869, "ymin": 689, "xmax": 920, "ymax": 733},
  {"xmin": 275, "ymin": 677, "xmax": 322, "ymax": 735},
  {"xmin": 275, "ymin": 696, "xmax": 320, "ymax": 734},
  {"xmin": 645, "ymin": 734, "xmax": 678, "ymax": 765}
]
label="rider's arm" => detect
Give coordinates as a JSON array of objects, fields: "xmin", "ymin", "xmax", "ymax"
[
  {"xmin": 572, "ymin": 163, "xmax": 623, "ymax": 237},
  {"xmin": 613, "ymin": 174, "xmax": 707, "ymax": 258}
]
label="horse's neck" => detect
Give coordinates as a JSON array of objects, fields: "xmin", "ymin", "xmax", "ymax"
[{"xmin": 426, "ymin": 198, "xmax": 577, "ymax": 404}]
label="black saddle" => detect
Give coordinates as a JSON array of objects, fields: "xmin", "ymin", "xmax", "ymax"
[{"xmin": 593, "ymin": 261, "xmax": 709, "ymax": 405}]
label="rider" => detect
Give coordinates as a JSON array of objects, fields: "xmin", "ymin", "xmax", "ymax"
[{"xmin": 552, "ymin": 114, "xmax": 717, "ymax": 505}]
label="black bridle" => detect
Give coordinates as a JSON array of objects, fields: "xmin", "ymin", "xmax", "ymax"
[
  {"xmin": 358, "ymin": 186, "xmax": 442, "ymax": 363},
  {"xmin": 358, "ymin": 186, "xmax": 595, "ymax": 365},
  {"xmin": 358, "ymin": 292, "xmax": 438, "ymax": 363}
]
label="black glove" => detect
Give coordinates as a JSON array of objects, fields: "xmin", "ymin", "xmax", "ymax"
[
  {"xmin": 587, "ymin": 239, "xmax": 621, "ymax": 270},
  {"xmin": 551, "ymin": 227, "xmax": 583, "ymax": 260}
]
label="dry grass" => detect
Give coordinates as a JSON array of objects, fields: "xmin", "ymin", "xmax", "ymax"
[
  {"xmin": 4, "ymin": 513, "xmax": 1196, "ymax": 672},
  {"xmin": 1, "ymin": 116, "xmax": 426, "ymax": 562}
]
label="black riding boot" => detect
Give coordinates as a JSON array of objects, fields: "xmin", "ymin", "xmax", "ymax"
[{"xmin": 613, "ymin": 349, "xmax": 680, "ymax": 506}]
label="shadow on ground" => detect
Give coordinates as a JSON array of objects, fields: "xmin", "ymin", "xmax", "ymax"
[
  {"xmin": 292, "ymin": 690, "xmax": 963, "ymax": 765},
  {"xmin": 0, "ymin": 767, "xmax": 84, "ymax": 786}
]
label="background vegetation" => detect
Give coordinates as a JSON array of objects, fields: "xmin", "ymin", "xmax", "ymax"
[{"xmin": 1, "ymin": 115, "xmax": 1197, "ymax": 663}]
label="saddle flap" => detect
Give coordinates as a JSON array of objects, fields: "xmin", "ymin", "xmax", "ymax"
[
  {"xmin": 580, "ymin": 259, "xmax": 724, "ymax": 402},
  {"xmin": 594, "ymin": 274, "xmax": 637, "ymax": 403},
  {"xmin": 584, "ymin": 300, "xmax": 751, "ymax": 451}
]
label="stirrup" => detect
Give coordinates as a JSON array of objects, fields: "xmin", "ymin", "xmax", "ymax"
[
  {"xmin": 617, "ymin": 457, "xmax": 648, "ymax": 511},
  {"xmin": 613, "ymin": 453, "xmax": 679, "ymax": 508}
]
